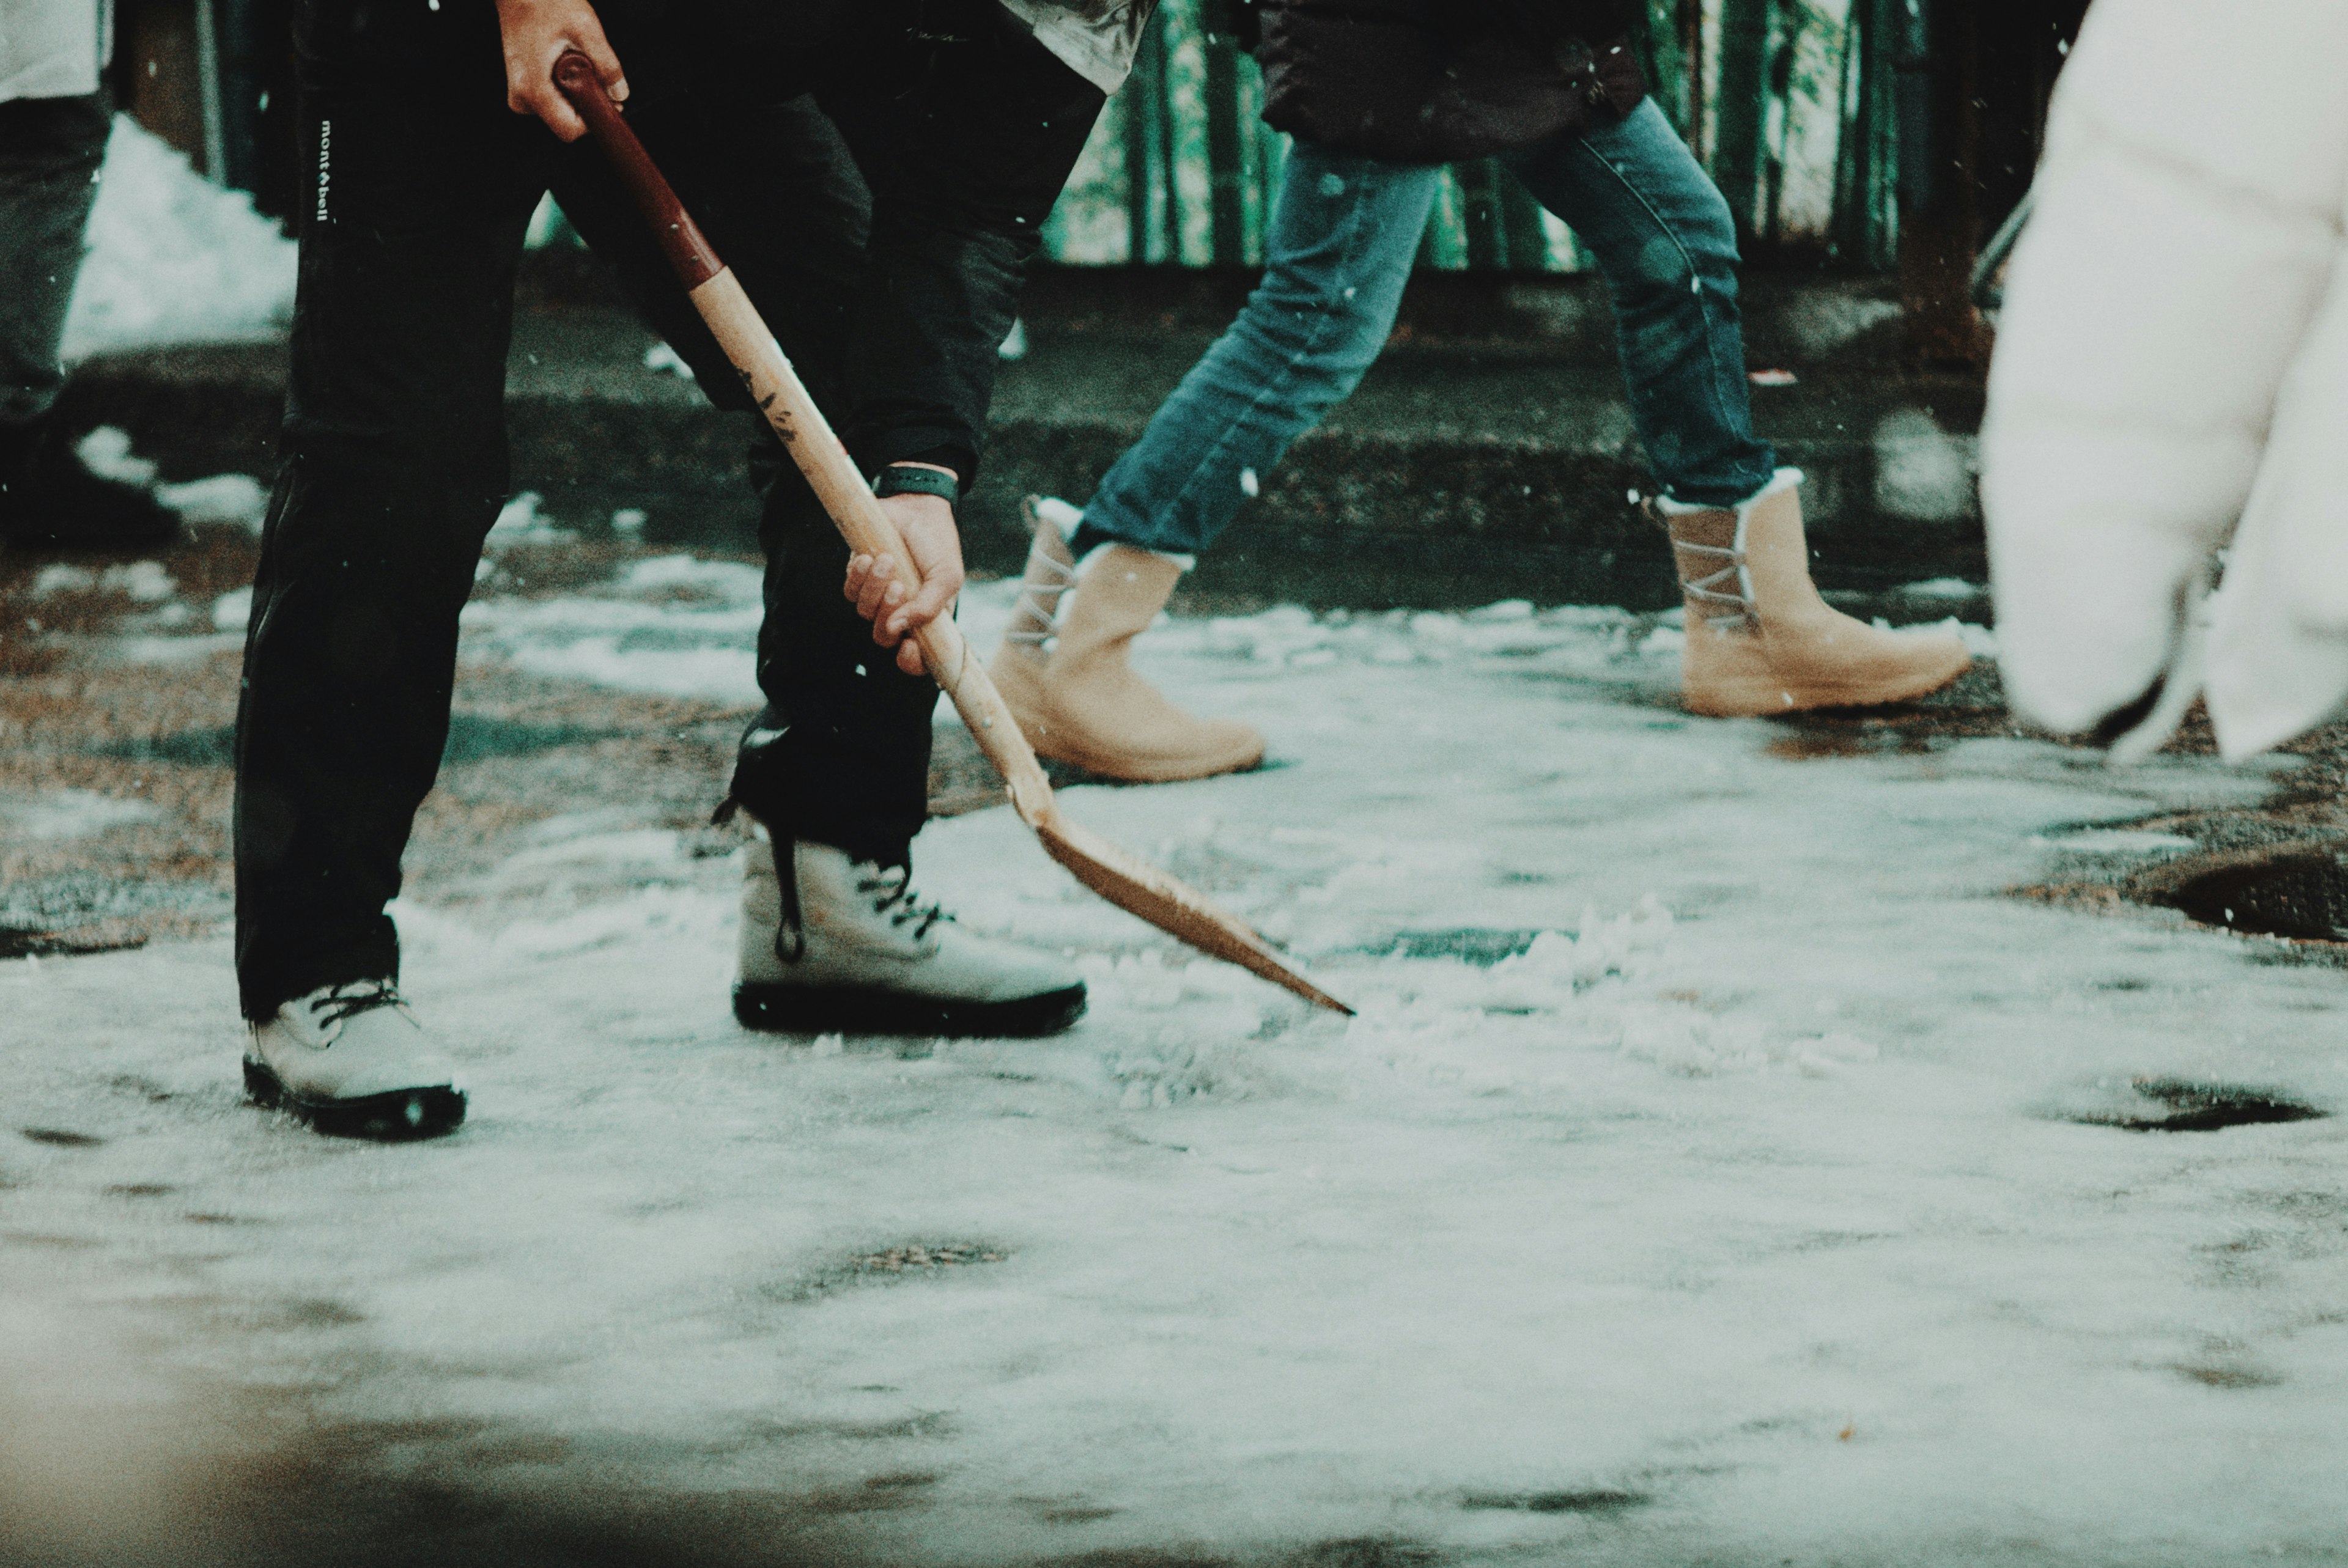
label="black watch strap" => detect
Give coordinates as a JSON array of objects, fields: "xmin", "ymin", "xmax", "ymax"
[{"xmin": 873, "ymin": 464, "xmax": 961, "ymax": 508}]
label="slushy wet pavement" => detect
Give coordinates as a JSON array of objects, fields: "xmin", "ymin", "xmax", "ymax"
[{"xmin": 10, "ymin": 513, "xmax": 2348, "ymax": 1566}]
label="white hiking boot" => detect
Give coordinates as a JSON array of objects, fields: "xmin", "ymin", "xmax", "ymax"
[
  {"xmin": 245, "ymin": 981, "xmax": 467, "ymax": 1139},
  {"xmin": 734, "ymin": 823, "xmax": 1086, "ymax": 1037}
]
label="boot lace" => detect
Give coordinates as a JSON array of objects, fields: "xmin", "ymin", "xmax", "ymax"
[
  {"xmin": 1647, "ymin": 496, "xmax": 1757, "ymax": 628},
  {"xmin": 1006, "ymin": 535, "xmax": 1077, "ymax": 649},
  {"xmin": 855, "ymin": 865, "xmax": 950, "ymax": 941},
  {"xmin": 307, "ymin": 980, "xmax": 410, "ymax": 1037}
]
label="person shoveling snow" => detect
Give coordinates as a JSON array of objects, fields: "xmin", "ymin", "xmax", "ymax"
[{"xmin": 231, "ymin": 0, "xmax": 1149, "ymax": 1138}]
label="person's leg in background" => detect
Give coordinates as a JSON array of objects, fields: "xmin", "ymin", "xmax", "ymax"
[
  {"xmin": 1505, "ymin": 98, "xmax": 1970, "ymax": 716},
  {"xmin": 0, "ymin": 91, "xmax": 175, "ymax": 550},
  {"xmin": 991, "ymin": 142, "xmax": 1444, "ymax": 781},
  {"xmin": 1505, "ymin": 98, "xmax": 1772, "ymax": 509},
  {"xmin": 1072, "ymin": 144, "xmax": 1444, "ymax": 561},
  {"xmin": 234, "ymin": 1, "xmax": 547, "ymax": 1135}
]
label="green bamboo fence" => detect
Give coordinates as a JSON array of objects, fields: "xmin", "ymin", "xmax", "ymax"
[{"xmin": 1040, "ymin": 0, "xmax": 1900, "ymax": 272}]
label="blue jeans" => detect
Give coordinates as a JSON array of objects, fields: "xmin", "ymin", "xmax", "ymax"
[{"xmin": 1077, "ymin": 98, "xmax": 1779, "ymax": 557}]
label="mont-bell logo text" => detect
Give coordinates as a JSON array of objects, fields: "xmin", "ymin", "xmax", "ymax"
[{"xmin": 316, "ymin": 118, "xmax": 333, "ymax": 221}]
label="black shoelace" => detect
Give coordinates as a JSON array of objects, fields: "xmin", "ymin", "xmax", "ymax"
[
  {"xmin": 857, "ymin": 865, "xmax": 948, "ymax": 942},
  {"xmin": 725, "ymin": 797, "xmax": 949, "ymax": 962},
  {"xmin": 308, "ymin": 979, "xmax": 408, "ymax": 1030}
]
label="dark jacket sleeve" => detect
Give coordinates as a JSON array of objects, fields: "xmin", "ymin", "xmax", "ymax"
[
  {"xmin": 814, "ymin": 6, "xmax": 1105, "ymax": 486},
  {"xmin": 1258, "ymin": 0, "xmax": 1644, "ymax": 164}
]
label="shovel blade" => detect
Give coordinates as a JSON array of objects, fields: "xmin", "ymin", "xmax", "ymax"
[{"xmin": 1036, "ymin": 814, "xmax": 1353, "ymax": 1017}]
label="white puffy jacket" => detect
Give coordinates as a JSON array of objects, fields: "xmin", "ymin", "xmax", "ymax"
[{"xmin": 1981, "ymin": 0, "xmax": 2348, "ymax": 759}]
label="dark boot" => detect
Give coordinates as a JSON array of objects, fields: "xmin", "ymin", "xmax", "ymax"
[{"xmin": 0, "ymin": 415, "xmax": 180, "ymax": 552}]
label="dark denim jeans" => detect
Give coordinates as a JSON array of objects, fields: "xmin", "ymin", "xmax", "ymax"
[
  {"xmin": 1078, "ymin": 98, "xmax": 1779, "ymax": 557},
  {"xmin": 0, "ymin": 92, "xmax": 109, "ymax": 425}
]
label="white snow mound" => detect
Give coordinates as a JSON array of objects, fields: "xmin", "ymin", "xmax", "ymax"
[{"xmin": 62, "ymin": 117, "xmax": 297, "ymax": 358}]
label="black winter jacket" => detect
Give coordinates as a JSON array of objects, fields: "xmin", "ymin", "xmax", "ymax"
[{"xmin": 1251, "ymin": 0, "xmax": 1646, "ymax": 164}]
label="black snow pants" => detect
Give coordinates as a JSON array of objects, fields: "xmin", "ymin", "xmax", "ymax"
[{"xmin": 234, "ymin": 0, "xmax": 1087, "ymax": 1018}]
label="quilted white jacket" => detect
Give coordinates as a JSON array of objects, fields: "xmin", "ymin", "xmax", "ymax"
[{"xmin": 1981, "ymin": 0, "xmax": 2348, "ymax": 759}]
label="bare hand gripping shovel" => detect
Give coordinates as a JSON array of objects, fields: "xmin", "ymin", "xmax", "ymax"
[{"xmin": 553, "ymin": 54, "xmax": 1350, "ymax": 1017}]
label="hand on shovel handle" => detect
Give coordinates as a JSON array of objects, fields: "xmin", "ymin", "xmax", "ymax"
[
  {"xmin": 550, "ymin": 51, "xmax": 1352, "ymax": 1017},
  {"xmin": 690, "ymin": 263, "xmax": 1056, "ymax": 823},
  {"xmin": 845, "ymin": 488, "xmax": 964, "ymax": 679}
]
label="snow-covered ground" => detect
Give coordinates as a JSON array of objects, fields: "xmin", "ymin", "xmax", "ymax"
[{"xmin": 8, "ymin": 558, "xmax": 2348, "ymax": 1564}]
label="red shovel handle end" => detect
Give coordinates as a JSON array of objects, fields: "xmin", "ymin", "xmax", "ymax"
[
  {"xmin": 552, "ymin": 50, "xmax": 602, "ymax": 98},
  {"xmin": 550, "ymin": 49, "xmax": 725, "ymax": 290}
]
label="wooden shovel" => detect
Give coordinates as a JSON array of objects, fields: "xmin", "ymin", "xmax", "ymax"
[{"xmin": 552, "ymin": 54, "xmax": 1350, "ymax": 1017}]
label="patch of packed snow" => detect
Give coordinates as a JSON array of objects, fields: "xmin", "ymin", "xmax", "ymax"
[
  {"xmin": 1782, "ymin": 292, "xmax": 1903, "ymax": 356},
  {"xmin": 0, "ymin": 789, "xmax": 162, "ymax": 840},
  {"xmin": 157, "ymin": 473, "xmax": 270, "ymax": 531},
  {"xmin": 1873, "ymin": 407, "xmax": 1979, "ymax": 523},
  {"xmin": 73, "ymin": 425, "xmax": 157, "ymax": 484},
  {"xmin": 1901, "ymin": 576, "xmax": 1982, "ymax": 601},
  {"xmin": 642, "ymin": 342, "xmax": 696, "ymax": 381},
  {"xmin": 103, "ymin": 634, "xmax": 243, "ymax": 665},
  {"xmin": 459, "ymin": 564, "xmax": 766, "ymax": 703},
  {"xmin": 31, "ymin": 560, "xmax": 175, "ymax": 603},
  {"xmin": 483, "ymin": 491, "xmax": 577, "ymax": 550},
  {"xmin": 1952, "ymin": 617, "xmax": 2001, "ymax": 657},
  {"xmin": 619, "ymin": 553, "xmax": 763, "ymax": 602},
  {"xmin": 2036, "ymin": 828, "xmax": 2200, "ymax": 856},
  {"xmin": 210, "ymin": 587, "xmax": 253, "ymax": 631},
  {"xmin": 61, "ymin": 118, "xmax": 297, "ymax": 359},
  {"xmin": 1184, "ymin": 599, "xmax": 1672, "ymax": 672},
  {"xmin": 30, "ymin": 564, "xmax": 94, "ymax": 597}
]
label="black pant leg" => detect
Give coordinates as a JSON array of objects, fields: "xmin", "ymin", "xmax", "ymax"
[
  {"xmin": 553, "ymin": 97, "xmax": 936, "ymax": 866},
  {"xmin": 730, "ymin": 133, "xmax": 940, "ymax": 867},
  {"xmin": 733, "ymin": 469, "xmax": 941, "ymax": 866},
  {"xmin": 234, "ymin": 20, "xmax": 547, "ymax": 1019}
]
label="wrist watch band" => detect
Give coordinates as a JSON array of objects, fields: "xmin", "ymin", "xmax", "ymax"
[{"xmin": 874, "ymin": 464, "xmax": 961, "ymax": 508}]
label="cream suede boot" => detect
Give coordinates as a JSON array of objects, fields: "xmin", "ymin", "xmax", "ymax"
[
  {"xmin": 1661, "ymin": 469, "xmax": 1972, "ymax": 716},
  {"xmin": 989, "ymin": 496, "xmax": 1265, "ymax": 781}
]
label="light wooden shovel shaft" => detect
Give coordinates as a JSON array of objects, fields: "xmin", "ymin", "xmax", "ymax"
[{"xmin": 553, "ymin": 53, "xmax": 1351, "ymax": 1017}]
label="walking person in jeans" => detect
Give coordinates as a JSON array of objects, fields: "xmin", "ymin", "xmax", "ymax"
[
  {"xmin": 951, "ymin": 0, "xmax": 1971, "ymax": 782},
  {"xmin": 234, "ymin": 0, "xmax": 1134, "ymax": 1138}
]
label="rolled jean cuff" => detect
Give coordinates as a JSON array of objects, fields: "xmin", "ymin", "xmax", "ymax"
[
  {"xmin": 1657, "ymin": 464, "xmax": 1798, "ymax": 514},
  {"xmin": 1066, "ymin": 518, "xmax": 1193, "ymax": 571}
]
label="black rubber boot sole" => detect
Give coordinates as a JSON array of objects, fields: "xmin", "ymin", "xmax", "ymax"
[
  {"xmin": 733, "ymin": 982, "xmax": 1087, "ymax": 1039},
  {"xmin": 243, "ymin": 1058, "xmax": 468, "ymax": 1141}
]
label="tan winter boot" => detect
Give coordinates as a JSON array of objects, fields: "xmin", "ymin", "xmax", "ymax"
[
  {"xmin": 1661, "ymin": 469, "xmax": 1972, "ymax": 716},
  {"xmin": 989, "ymin": 496, "xmax": 1266, "ymax": 781}
]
